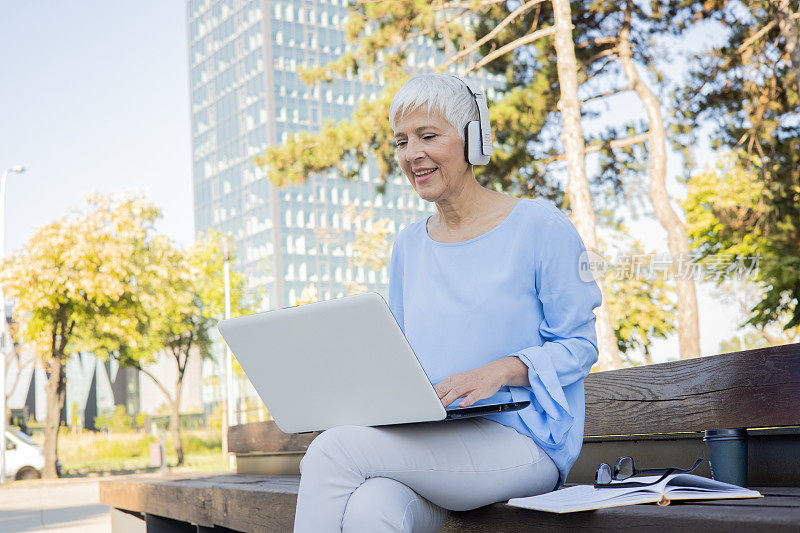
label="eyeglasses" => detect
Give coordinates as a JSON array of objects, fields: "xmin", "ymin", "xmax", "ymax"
[{"xmin": 594, "ymin": 457, "xmax": 704, "ymax": 488}]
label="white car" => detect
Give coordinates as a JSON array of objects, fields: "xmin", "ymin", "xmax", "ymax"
[{"xmin": 3, "ymin": 427, "xmax": 45, "ymax": 480}]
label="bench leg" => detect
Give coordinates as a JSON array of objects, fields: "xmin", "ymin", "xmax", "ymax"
[{"xmin": 145, "ymin": 514, "xmax": 196, "ymax": 532}]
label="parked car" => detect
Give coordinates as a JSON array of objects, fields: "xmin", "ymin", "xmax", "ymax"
[{"xmin": 3, "ymin": 427, "xmax": 45, "ymax": 480}]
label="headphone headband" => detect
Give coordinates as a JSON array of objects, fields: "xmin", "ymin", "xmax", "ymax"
[{"xmin": 445, "ymin": 74, "xmax": 493, "ymax": 162}]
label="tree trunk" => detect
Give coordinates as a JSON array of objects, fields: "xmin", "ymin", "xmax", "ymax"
[
  {"xmin": 618, "ymin": 23, "xmax": 701, "ymax": 360},
  {"xmin": 43, "ymin": 358, "xmax": 66, "ymax": 479},
  {"xmin": 772, "ymin": 0, "xmax": 800, "ymax": 96},
  {"xmin": 170, "ymin": 381, "xmax": 184, "ymax": 466},
  {"xmin": 551, "ymin": 0, "xmax": 622, "ymax": 370},
  {"xmin": 643, "ymin": 344, "xmax": 653, "ymax": 366}
]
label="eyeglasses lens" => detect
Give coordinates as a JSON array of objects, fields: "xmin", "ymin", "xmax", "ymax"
[
  {"xmin": 615, "ymin": 456, "xmax": 634, "ymax": 480},
  {"xmin": 595, "ymin": 463, "xmax": 612, "ymax": 484}
]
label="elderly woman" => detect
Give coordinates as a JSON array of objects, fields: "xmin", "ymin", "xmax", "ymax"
[{"xmin": 293, "ymin": 73, "xmax": 602, "ymax": 532}]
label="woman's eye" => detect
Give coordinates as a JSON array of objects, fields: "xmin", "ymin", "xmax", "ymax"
[{"xmin": 394, "ymin": 135, "xmax": 434, "ymax": 148}]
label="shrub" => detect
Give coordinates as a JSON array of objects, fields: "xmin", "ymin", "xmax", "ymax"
[{"xmin": 95, "ymin": 405, "xmax": 135, "ymax": 433}]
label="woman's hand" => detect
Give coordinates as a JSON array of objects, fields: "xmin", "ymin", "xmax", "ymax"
[{"xmin": 434, "ymin": 357, "xmax": 528, "ymax": 408}]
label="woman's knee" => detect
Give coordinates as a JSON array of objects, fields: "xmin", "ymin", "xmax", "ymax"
[
  {"xmin": 342, "ymin": 477, "xmax": 446, "ymax": 533},
  {"xmin": 299, "ymin": 425, "xmax": 368, "ymax": 474}
]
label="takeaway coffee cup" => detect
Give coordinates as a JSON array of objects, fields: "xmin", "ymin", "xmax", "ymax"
[{"xmin": 703, "ymin": 428, "xmax": 748, "ymax": 487}]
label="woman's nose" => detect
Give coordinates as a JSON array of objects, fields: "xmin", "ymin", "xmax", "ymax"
[{"xmin": 403, "ymin": 139, "xmax": 426, "ymax": 162}]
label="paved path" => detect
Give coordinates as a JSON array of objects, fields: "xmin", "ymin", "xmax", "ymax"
[{"xmin": 0, "ymin": 478, "xmax": 109, "ymax": 532}]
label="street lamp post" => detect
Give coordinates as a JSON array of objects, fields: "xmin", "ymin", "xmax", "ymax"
[
  {"xmin": 1, "ymin": 165, "xmax": 26, "ymax": 485},
  {"xmin": 221, "ymin": 236, "xmax": 235, "ymax": 469}
]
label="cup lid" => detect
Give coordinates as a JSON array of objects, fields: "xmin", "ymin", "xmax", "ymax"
[{"xmin": 703, "ymin": 428, "xmax": 748, "ymax": 438}]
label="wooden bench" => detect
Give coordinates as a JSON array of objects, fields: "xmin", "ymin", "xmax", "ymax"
[{"xmin": 100, "ymin": 343, "xmax": 800, "ymax": 531}]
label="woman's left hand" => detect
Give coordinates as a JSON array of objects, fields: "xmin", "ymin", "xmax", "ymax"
[{"xmin": 434, "ymin": 358, "xmax": 514, "ymax": 408}]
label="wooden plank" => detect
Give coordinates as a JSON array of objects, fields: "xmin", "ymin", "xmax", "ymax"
[
  {"xmin": 228, "ymin": 420, "xmax": 319, "ymax": 454},
  {"xmin": 584, "ymin": 344, "xmax": 800, "ymax": 436},
  {"xmin": 440, "ymin": 500, "xmax": 800, "ymax": 532},
  {"xmin": 101, "ymin": 475, "xmax": 800, "ymax": 532},
  {"xmin": 101, "ymin": 474, "xmax": 301, "ymax": 532}
]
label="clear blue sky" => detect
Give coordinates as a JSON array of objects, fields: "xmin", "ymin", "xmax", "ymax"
[
  {"xmin": 1, "ymin": 2, "xmax": 741, "ymax": 359},
  {"xmin": 1, "ymin": 1, "xmax": 194, "ymax": 253}
]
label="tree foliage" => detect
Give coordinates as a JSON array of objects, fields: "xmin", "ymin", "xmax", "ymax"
[
  {"xmin": 113, "ymin": 230, "xmax": 250, "ymax": 465},
  {"xmin": 0, "ymin": 193, "xmax": 160, "ymax": 477},
  {"xmin": 682, "ymin": 150, "xmax": 799, "ymax": 330},
  {"xmin": 671, "ymin": 0, "xmax": 800, "ymax": 329},
  {"xmin": 601, "ymin": 229, "xmax": 677, "ymax": 362}
]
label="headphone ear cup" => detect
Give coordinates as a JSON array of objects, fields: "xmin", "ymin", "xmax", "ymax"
[{"xmin": 465, "ymin": 121, "xmax": 490, "ymax": 165}]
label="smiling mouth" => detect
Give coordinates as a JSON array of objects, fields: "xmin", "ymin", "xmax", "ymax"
[{"xmin": 413, "ymin": 168, "xmax": 437, "ymax": 181}]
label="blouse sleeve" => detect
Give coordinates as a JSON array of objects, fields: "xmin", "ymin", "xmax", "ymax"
[
  {"xmin": 388, "ymin": 235, "xmax": 405, "ymax": 335},
  {"xmin": 508, "ymin": 208, "xmax": 603, "ymax": 447}
]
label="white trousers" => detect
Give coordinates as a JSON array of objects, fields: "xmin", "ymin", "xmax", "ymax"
[{"xmin": 293, "ymin": 417, "xmax": 559, "ymax": 533}]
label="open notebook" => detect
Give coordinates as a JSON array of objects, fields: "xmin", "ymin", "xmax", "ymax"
[{"xmin": 507, "ymin": 473, "xmax": 763, "ymax": 513}]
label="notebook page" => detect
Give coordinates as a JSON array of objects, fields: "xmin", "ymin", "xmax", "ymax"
[
  {"xmin": 662, "ymin": 474, "xmax": 762, "ymax": 500},
  {"xmin": 507, "ymin": 484, "xmax": 662, "ymax": 513}
]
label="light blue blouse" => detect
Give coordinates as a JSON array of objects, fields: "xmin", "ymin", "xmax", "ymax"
[{"xmin": 388, "ymin": 197, "xmax": 602, "ymax": 489}]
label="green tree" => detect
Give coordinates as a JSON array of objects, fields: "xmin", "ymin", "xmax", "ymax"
[
  {"xmin": 672, "ymin": 0, "xmax": 800, "ymax": 331},
  {"xmin": 682, "ymin": 151, "xmax": 799, "ymax": 337},
  {"xmin": 0, "ymin": 194, "xmax": 160, "ymax": 478},
  {"xmin": 604, "ymin": 235, "xmax": 678, "ymax": 365},
  {"xmin": 113, "ymin": 232, "xmax": 249, "ymax": 466}
]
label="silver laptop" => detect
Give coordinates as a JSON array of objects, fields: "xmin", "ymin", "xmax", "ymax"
[{"xmin": 216, "ymin": 292, "xmax": 529, "ymax": 434}]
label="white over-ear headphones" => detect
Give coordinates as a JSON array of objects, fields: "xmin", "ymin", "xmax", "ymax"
[{"xmin": 445, "ymin": 74, "xmax": 493, "ymax": 165}]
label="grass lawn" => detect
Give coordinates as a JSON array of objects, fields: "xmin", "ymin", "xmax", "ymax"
[{"xmin": 34, "ymin": 428, "xmax": 230, "ymax": 476}]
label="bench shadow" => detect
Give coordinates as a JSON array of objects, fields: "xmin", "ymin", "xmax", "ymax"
[{"xmin": 0, "ymin": 503, "xmax": 109, "ymax": 532}]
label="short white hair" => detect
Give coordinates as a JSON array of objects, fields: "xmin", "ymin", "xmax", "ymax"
[{"xmin": 389, "ymin": 73, "xmax": 480, "ymax": 142}]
